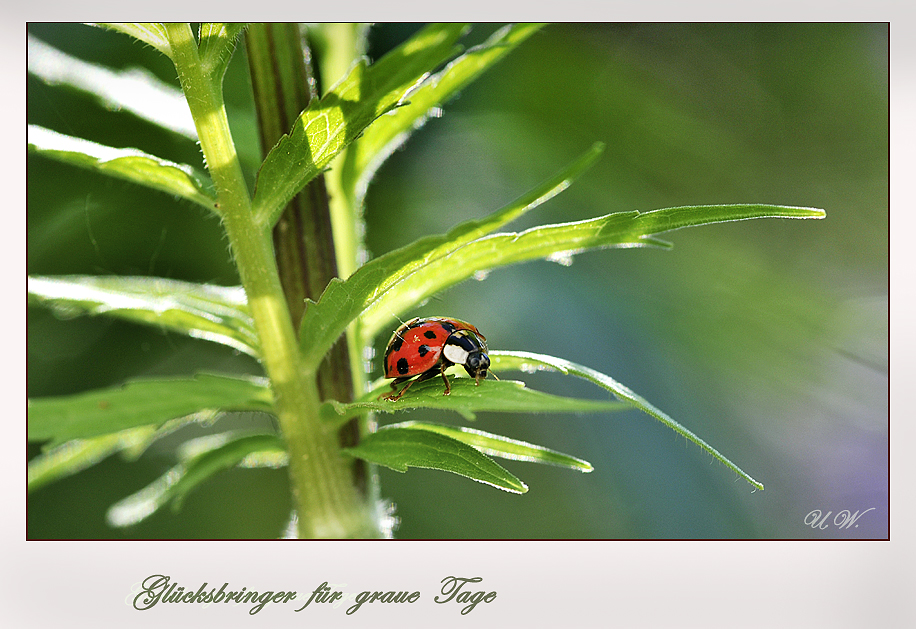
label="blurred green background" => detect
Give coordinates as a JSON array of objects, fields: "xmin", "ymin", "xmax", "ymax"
[{"xmin": 27, "ymin": 23, "xmax": 888, "ymax": 539}]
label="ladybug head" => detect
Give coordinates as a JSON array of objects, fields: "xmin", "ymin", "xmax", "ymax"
[
  {"xmin": 464, "ymin": 350, "xmax": 490, "ymax": 384},
  {"xmin": 442, "ymin": 331, "xmax": 490, "ymax": 384}
]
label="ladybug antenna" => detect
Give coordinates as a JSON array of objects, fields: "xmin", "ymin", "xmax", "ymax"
[{"xmin": 390, "ymin": 313, "xmax": 409, "ymax": 340}]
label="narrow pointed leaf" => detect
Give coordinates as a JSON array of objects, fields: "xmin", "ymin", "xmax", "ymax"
[
  {"xmin": 28, "ymin": 126, "xmax": 215, "ymax": 210},
  {"xmin": 360, "ymin": 204, "xmax": 826, "ymax": 341},
  {"xmin": 172, "ymin": 433, "xmax": 286, "ymax": 510},
  {"xmin": 490, "ymin": 350, "xmax": 765, "ymax": 490},
  {"xmin": 299, "ymin": 143, "xmax": 605, "ymax": 368},
  {"xmin": 28, "ymin": 426, "xmax": 156, "ymax": 491},
  {"xmin": 388, "ymin": 421, "xmax": 593, "ymax": 472},
  {"xmin": 106, "ymin": 432, "xmax": 286, "ymax": 527},
  {"xmin": 342, "ymin": 23, "xmax": 545, "ymax": 204},
  {"xmin": 323, "ymin": 376, "xmax": 628, "ymax": 424},
  {"xmin": 28, "ymin": 413, "xmax": 216, "ymax": 491},
  {"xmin": 106, "ymin": 464, "xmax": 181, "ymax": 527},
  {"xmin": 29, "ymin": 35, "xmax": 196, "ymax": 138},
  {"xmin": 342, "ymin": 426, "xmax": 527, "ymax": 494},
  {"xmin": 28, "ymin": 275, "xmax": 258, "ymax": 357},
  {"xmin": 88, "ymin": 22, "xmax": 172, "ymax": 58},
  {"xmin": 28, "ymin": 373, "xmax": 274, "ymax": 448},
  {"xmin": 252, "ymin": 23, "xmax": 469, "ymax": 227}
]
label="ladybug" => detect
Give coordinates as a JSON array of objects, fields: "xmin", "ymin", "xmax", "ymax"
[{"xmin": 381, "ymin": 317, "xmax": 490, "ymax": 401}]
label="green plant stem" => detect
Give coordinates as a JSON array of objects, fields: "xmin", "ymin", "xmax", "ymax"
[
  {"xmin": 245, "ymin": 23, "xmax": 370, "ymax": 497},
  {"xmin": 165, "ymin": 23, "xmax": 380, "ymax": 538}
]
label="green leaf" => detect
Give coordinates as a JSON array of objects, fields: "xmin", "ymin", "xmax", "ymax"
[
  {"xmin": 251, "ymin": 23, "xmax": 470, "ymax": 227},
  {"xmin": 387, "ymin": 421, "xmax": 593, "ymax": 472},
  {"xmin": 27, "ymin": 126, "xmax": 215, "ymax": 210},
  {"xmin": 88, "ymin": 22, "xmax": 172, "ymax": 58},
  {"xmin": 299, "ymin": 143, "xmax": 605, "ymax": 368},
  {"xmin": 107, "ymin": 432, "xmax": 286, "ymax": 527},
  {"xmin": 360, "ymin": 204, "xmax": 825, "ymax": 343},
  {"xmin": 342, "ymin": 426, "xmax": 527, "ymax": 493},
  {"xmin": 28, "ymin": 35, "xmax": 197, "ymax": 139},
  {"xmin": 28, "ymin": 373, "xmax": 274, "ymax": 448},
  {"xmin": 170, "ymin": 433, "xmax": 286, "ymax": 511},
  {"xmin": 28, "ymin": 35, "xmax": 197, "ymax": 141},
  {"xmin": 341, "ymin": 23, "xmax": 545, "ymax": 204},
  {"xmin": 323, "ymin": 376, "xmax": 628, "ymax": 424},
  {"xmin": 28, "ymin": 426, "xmax": 156, "ymax": 491},
  {"xmin": 198, "ymin": 23, "xmax": 247, "ymax": 81},
  {"xmin": 28, "ymin": 275, "xmax": 258, "ymax": 357},
  {"xmin": 490, "ymin": 350, "xmax": 765, "ymax": 491},
  {"xmin": 28, "ymin": 414, "xmax": 209, "ymax": 491}
]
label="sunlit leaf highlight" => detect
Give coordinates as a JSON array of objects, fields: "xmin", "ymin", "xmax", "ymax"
[
  {"xmin": 343, "ymin": 426, "xmax": 528, "ymax": 494},
  {"xmin": 28, "ymin": 275, "xmax": 258, "ymax": 357},
  {"xmin": 106, "ymin": 432, "xmax": 286, "ymax": 527},
  {"xmin": 27, "ymin": 126, "xmax": 215, "ymax": 210},
  {"xmin": 29, "ymin": 35, "xmax": 197, "ymax": 139},
  {"xmin": 323, "ymin": 376, "xmax": 628, "ymax": 424},
  {"xmin": 387, "ymin": 421, "xmax": 593, "ymax": 472},
  {"xmin": 28, "ymin": 373, "xmax": 274, "ymax": 448},
  {"xmin": 490, "ymin": 350, "xmax": 765, "ymax": 491}
]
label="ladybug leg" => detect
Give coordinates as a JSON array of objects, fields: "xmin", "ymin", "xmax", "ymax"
[
  {"xmin": 382, "ymin": 368, "xmax": 441, "ymax": 401},
  {"xmin": 439, "ymin": 363, "xmax": 451, "ymax": 395},
  {"xmin": 411, "ymin": 367, "xmax": 442, "ymax": 394},
  {"xmin": 381, "ymin": 376, "xmax": 411, "ymax": 401}
]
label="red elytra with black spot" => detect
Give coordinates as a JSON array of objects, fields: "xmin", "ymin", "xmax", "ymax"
[{"xmin": 381, "ymin": 317, "xmax": 490, "ymax": 401}]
